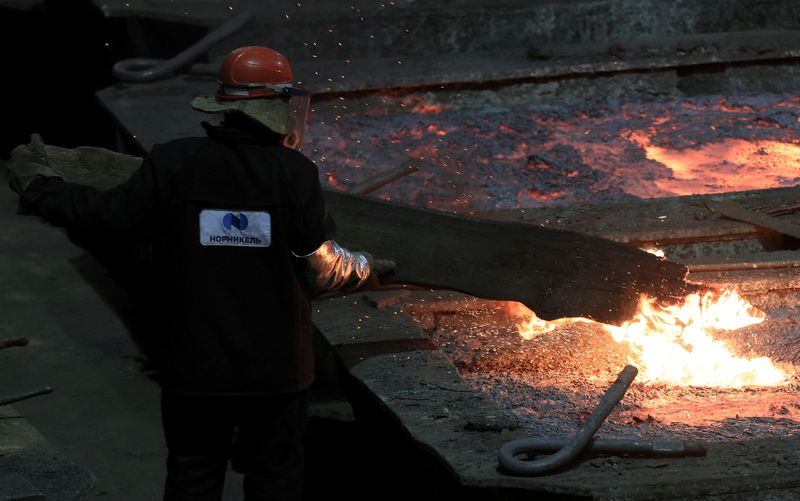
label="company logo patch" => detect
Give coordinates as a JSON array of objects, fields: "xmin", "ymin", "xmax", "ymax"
[
  {"xmin": 200, "ymin": 209, "xmax": 271, "ymax": 247},
  {"xmin": 223, "ymin": 212, "xmax": 248, "ymax": 231}
]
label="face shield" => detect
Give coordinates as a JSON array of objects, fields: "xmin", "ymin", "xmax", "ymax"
[
  {"xmin": 194, "ymin": 82, "xmax": 312, "ymax": 150},
  {"xmin": 282, "ymin": 89, "xmax": 310, "ymax": 150},
  {"xmin": 220, "ymin": 82, "xmax": 310, "ymax": 150}
]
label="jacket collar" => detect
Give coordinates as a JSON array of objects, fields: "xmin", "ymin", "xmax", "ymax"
[{"xmin": 201, "ymin": 115, "xmax": 282, "ymax": 145}]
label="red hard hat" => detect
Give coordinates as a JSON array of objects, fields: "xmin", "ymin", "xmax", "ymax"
[{"xmin": 216, "ymin": 46, "xmax": 293, "ymax": 100}]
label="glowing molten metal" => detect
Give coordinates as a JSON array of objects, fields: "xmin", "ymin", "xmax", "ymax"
[
  {"xmin": 640, "ymin": 246, "xmax": 666, "ymax": 258},
  {"xmin": 517, "ymin": 290, "xmax": 788, "ymax": 388},
  {"xmin": 628, "ymin": 132, "xmax": 800, "ymax": 197}
]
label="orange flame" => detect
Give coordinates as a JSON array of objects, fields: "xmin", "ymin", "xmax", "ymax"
[
  {"xmin": 640, "ymin": 246, "xmax": 665, "ymax": 258},
  {"xmin": 517, "ymin": 290, "xmax": 788, "ymax": 387},
  {"xmin": 517, "ymin": 312, "xmax": 594, "ymax": 339},
  {"xmin": 605, "ymin": 291, "xmax": 787, "ymax": 387}
]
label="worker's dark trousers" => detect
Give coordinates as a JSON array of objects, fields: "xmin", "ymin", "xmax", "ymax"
[{"xmin": 161, "ymin": 390, "xmax": 308, "ymax": 501}]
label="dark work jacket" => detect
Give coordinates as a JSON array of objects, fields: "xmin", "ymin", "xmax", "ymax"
[{"xmin": 20, "ymin": 122, "xmax": 327, "ymax": 395}]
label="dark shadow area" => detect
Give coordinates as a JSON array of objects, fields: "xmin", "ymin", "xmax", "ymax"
[
  {"xmin": 307, "ymin": 395, "xmax": 584, "ymax": 501},
  {"xmin": 303, "ymin": 414, "xmax": 460, "ymax": 501},
  {"xmin": 67, "ymin": 246, "xmax": 162, "ymax": 376},
  {"xmin": 0, "ymin": 2, "xmax": 120, "ymax": 155},
  {"xmin": 755, "ymin": 227, "xmax": 800, "ymax": 251},
  {"xmin": 0, "ymin": 0, "xmax": 209, "ymax": 157}
]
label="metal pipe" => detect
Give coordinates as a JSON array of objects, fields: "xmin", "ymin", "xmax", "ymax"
[
  {"xmin": 0, "ymin": 337, "xmax": 29, "ymax": 350},
  {"xmin": 351, "ymin": 160, "xmax": 420, "ymax": 195},
  {"xmin": 687, "ymin": 260, "xmax": 800, "ymax": 273},
  {"xmin": 112, "ymin": 10, "xmax": 252, "ymax": 83},
  {"xmin": 0, "ymin": 387, "xmax": 54, "ymax": 407},
  {"xmin": 501, "ymin": 437, "xmax": 706, "ymax": 458},
  {"xmin": 497, "ymin": 365, "xmax": 638, "ymax": 476}
]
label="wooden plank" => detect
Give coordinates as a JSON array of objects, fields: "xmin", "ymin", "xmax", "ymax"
[
  {"xmin": 325, "ymin": 190, "xmax": 688, "ymax": 324},
  {"xmin": 706, "ymin": 200, "xmax": 800, "ymax": 240},
  {"xmin": 38, "ymin": 146, "xmax": 689, "ymax": 325}
]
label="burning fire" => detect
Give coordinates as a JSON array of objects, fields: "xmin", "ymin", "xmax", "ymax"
[
  {"xmin": 517, "ymin": 289, "xmax": 788, "ymax": 388},
  {"xmin": 640, "ymin": 246, "xmax": 665, "ymax": 258}
]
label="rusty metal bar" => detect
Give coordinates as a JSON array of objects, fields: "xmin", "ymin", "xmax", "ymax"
[
  {"xmin": 498, "ymin": 365, "xmax": 638, "ymax": 476},
  {"xmin": 0, "ymin": 387, "xmax": 54, "ymax": 407},
  {"xmin": 503, "ymin": 437, "xmax": 707, "ymax": 457},
  {"xmin": 706, "ymin": 200, "xmax": 800, "ymax": 241},
  {"xmin": 687, "ymin": 260, "xmax": 800, "ymax": 273},
  {"xmin": 769, "ymin": 205, "xmax": 800, "ymax": 217},
  {"xmin": 350, "ymin": 160, "xmax": 419, "ymax": 196},
  {"xmin": 0, "ymin": 337, "xmax": 29, "ymax": 350}
]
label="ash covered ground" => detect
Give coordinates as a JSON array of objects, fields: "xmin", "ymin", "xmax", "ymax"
[
  {"xmin": 398, "ymin": 292, "xmax": 800, "ymax": 442},
  {"xmin": 305, "ymin": 93, "xmax": 800, "ymax": 213}
]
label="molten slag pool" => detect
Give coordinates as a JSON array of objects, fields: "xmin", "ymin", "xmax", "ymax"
[{"xmin": 306, "ymin": 94, "xmax": 800, "ymax": 214}]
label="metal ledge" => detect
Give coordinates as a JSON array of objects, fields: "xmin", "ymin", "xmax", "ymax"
[{"xmin": 314, "ymin": 290, "xmax": 800, "ymax": 499}]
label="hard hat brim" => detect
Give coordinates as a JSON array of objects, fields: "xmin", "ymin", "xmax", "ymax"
[{"xmin": 191, "ymin": 95, "xmax": 292, "ymax": 135}]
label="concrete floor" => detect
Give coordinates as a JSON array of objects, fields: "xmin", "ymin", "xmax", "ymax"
[
  {"xmin": 0, "ymin": 164, "xmax": 426, "ymax": 500},
  {"xmin": 0, "ymin": 7, "xmax": 192, "ymax": 485},
  {"xmin": 0, "ymin": 163, "xmax": 181, "ymax": 498}
]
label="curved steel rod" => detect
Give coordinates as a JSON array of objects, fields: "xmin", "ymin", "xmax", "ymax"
[
  {"xmin": 112, "ymin": 10, "xmax": 252, "ymax": 83},
  {"xmin": 498, "ymin": 365, "xmax": 638, "ymax": 476},
  {"xmin": 0, "ymin": 337, "xmax": 29, "ymax": 350}
]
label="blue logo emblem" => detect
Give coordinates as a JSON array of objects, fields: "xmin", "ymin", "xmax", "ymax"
[{"xmin": 222, "ymin": 212, "xmax": 248, "ymax": 231}]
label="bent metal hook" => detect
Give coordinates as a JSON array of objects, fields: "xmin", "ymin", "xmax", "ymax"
[
  {"xmin": 112, "ymin": 10, "xmax": 252, "ymax": 83},
  {"xmin": 498, "ymin": 364, "xmax": 641, "ymax": 476}
]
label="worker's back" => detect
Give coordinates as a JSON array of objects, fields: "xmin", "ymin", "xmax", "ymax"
[{"xmin": 143, "ymin": 119, "xmax": 327, "ymax": 396}]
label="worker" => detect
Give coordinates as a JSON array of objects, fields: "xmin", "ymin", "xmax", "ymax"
[{"xmin": 6, "ymin": 46, "xmax": 394, "ymax": 501}]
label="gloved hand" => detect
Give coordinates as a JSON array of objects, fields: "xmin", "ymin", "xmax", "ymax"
[
  {"xmin": 371, "ymin": 255, "xmax": 396, "ymax": 276},
  {"xmin": 6, "ymin": 133, "xmax": 62, "ymax": 194},
  {"xmin": 301, "ymin": 242, "xmax": 396, "ymax": 294},
  {"xmin": 362, "ymin": 252, "xmax": 396, "ymax": 286}
]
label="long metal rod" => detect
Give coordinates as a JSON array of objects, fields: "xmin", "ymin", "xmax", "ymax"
[
  {"xmin": 0, "ymin": 337, "xmax": 29, "ymax": 350},
  {"xmin": 350, "ymin": 160, "xmax": 419, "ymax": 195},
  {"xmin": 498, "ymin": 365, "xmax": 638, "ymax": 476},
  {"xmin": 0, "ymin": 387, "xmax": 54, "ymax": 407},
  {"xmin": 706, "ymin": 200, "xmax": 800, "ymax": 240},
  {"xmin": 687, "ymin": 260, "xmax": 800, "ymax": 273},
  {"xmin": 502, "ymin": 437, "xmax": 706, "ymax": 458}
]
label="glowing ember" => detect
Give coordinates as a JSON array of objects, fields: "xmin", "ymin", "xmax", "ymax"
[
  {"xmin": 516, "ymin": 290, "xmax": 789, "ymax": 388},
  {"xmin": 640, "ymin": 246, "xmax": 666, "ymax": 258},
  {"xmin": 516, "ymin": 311, "xmax": 594, "ymax": 339}
]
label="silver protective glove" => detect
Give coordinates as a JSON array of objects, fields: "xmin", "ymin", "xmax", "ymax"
[
  {"xmin": 301, "ymin": 240, "xmax": 371, "ymax": 294},
  {"xmin": 300, "ymin": 240, "xmax": 396, "ymax": 294},
  {"xmin": 6, "ymin": 133, "xmax": 62, "ymax": 194}
]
